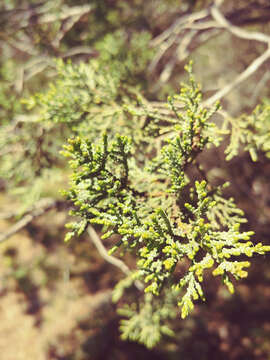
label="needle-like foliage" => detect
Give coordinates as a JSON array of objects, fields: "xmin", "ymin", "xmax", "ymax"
[{"xmin": 62, "ymin": 64, "xmax": 270, "ymax": 346}]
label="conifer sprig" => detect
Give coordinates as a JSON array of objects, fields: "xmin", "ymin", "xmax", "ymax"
[{"xmin": 62, "ymin": 65, "xmax": 270, "ymax": 334}]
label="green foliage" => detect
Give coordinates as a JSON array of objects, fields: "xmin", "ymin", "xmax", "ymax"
[
  {"xmin": 0, "ymin": 60, "xmax": 22, "ymax": 122},
  {"xmin": 1, "ymin": 1, "xmax": 270, "ymax": 350},
  {"xmin": 0, "ymin": 29, "xmax": 153, "ymax": 209},
  {"xmin": 62, "ymin": 65, "xmax": 270, "ymax": 345},
  {"xmin": 225, "ymin": 99, "xmax": 270, "ymax": 161},
  {"xmin": 0, "ymin": 119, "xmax": 64, "ymax": 211},
  {"xmin": 118, "ymin": 292, "xmax": 176, "ymax": 349},
  {"xmin": 23, "ymin": 30, "xmax": 153, "ymax": 129}
]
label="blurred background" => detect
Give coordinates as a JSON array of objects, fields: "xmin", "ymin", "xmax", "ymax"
[{"xmin": 1, "ymin": 0, "xmax": 270, "ymax": 359}]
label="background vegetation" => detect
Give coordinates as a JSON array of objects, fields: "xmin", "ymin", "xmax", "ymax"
[{"xmin": 1, "ymin": 0, "xmax": 270, "ymax": 359}]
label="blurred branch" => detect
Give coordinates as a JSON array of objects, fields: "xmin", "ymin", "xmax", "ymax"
[
  {"xmin": 61, "ymin": 46, "xmax": 96, "ymax": 59},
  {"xmin": 148, "ymin": 31, "xmax": 179, "ymax": 73},
  {"xmin": 148, "ymin": 9, "xmax": 210, "ymax": 74},
  {"xmin": 150, "ymin": 9, "xmax": 209, "ymax": 48},
  {"xmin": 0, "ymin": 210, "xmax": 18, "ymax": 220},
  {"xmin": 158, "ymin": 30, "xmax": 197, "ymax": 85},
  {"xmin": 211, "ymin": 2, "xmax": 270, "ymax": 44},
  {"xmin": 204, "ymin": 47, "xmax": 270, "ymax": 107},
  {"xmin": 14, "ymin": 57, "xmax": 53, "ymax": 93},
  {"xmin": 204, "ymin": 2, "xmax": 270, "ymax": 107},
  {"xmin": 148, "ymin": 1, "xmax": 270, "ymax": 89},
  {"xmin": 87, "ymin": 226, "xmax": 144, "ymax": 291},
  {"xmin": 0, "ymin": 4, "xmax": 92, "ymax": 31},
  {"xmin": 52, "ymin": 10, "xmax": 88, "ymax": 49},
  {"xmin": 0, "ymin": 4, "xmax": 93, "ymax": 58},
  {"xmin": 0, "ymin": 33, "xmax": 38, "ymax": 56},
  {"xmin": 38, "ymin": 4, "xmax": 92, "ymax": 25},
  {"xmin": 0, "ymin": 198, "xmax": 58, "ymax": 243},
  {"xmin": 250, "ymin": 72, "xmax": 270, "ymax": 105}
]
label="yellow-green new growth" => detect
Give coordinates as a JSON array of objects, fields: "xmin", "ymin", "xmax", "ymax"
[{"xmin": 61, "ymin": 63, "xmax": 270, "ymax": 347}]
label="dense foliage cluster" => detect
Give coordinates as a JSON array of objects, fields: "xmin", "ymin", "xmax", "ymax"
[
  {"xmin": 1, "ymin": 0, "xmax": 270, "ymax": 354},
  {"xmin": 59, "ymin": 64, "xmax": 270, "ymax": 345}
]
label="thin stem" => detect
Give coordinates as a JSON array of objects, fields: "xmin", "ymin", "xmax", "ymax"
[
  {"xmin": 0, "ymin": 198, "xmax": 57, "ymax": 243},
  {"xmin": 87, "ymin": 226, "xmax": 144, "ymax": 291}
]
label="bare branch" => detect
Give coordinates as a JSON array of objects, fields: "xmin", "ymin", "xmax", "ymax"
[
  {"xmin": 199, "ymin": 3, "xmax": 270, "ymax": 107},
  {"xmin": 0, "ymin": 210, "xmax": 18, "ymax": 220},
  {"xmin": 211, "ymin": 2, "xmax": 270, "ymax": 44},
  {"xmin": 150, "ymin": 9, "xmax": 209, "ymax": 47},
  {"xmin": 52, "ymin": 12, "xmax": 86, "ymax": 49},
  {"xmin": 157, "ymin": 30, "xmax": 198, "ymax": 85},
  {"xmin": 250, "ymin": 71, "xmax": 270, "ymax": 105},
  {"xmin": 148, "ymin": 32, "xmax": 179, "ymax": 73},
  {"xmin": 61, "ymin": 46, "xmax": 96, "ymax": 59},
  {"xmin": 87, "ymin": 226, "xmax": 144, "ymax": 291},
  {"xmin": 204, "ymin": 47, "xmax": 270, "ymax": 107},
  {"xmin": 0, "ymin": 198, "xmax": 57, "ymax": 243},
  {"xmin": 183, "ymin": 20, "xmax": 221, "ymax": 30},
  {"xmin": 148, "ymin": 8, "xmax": 210, "ymax": 73},
  {"xmin": 38, "ymin": 5, "xmax": 92, "ymax": 25}
]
